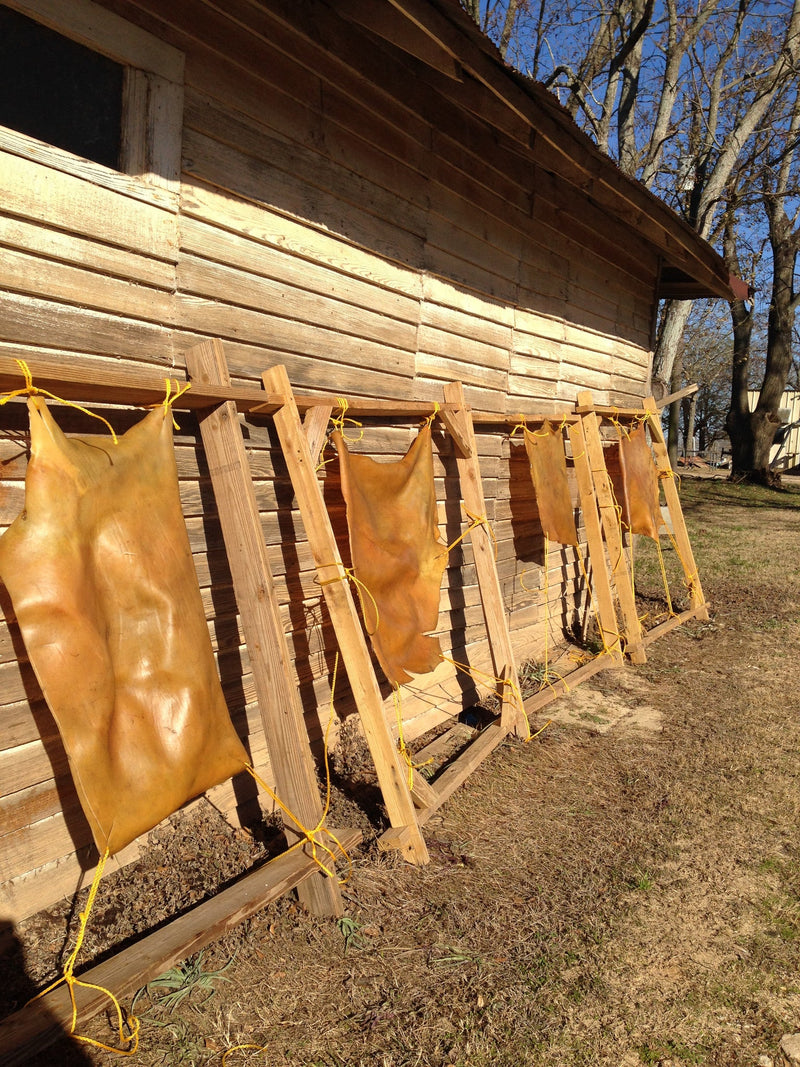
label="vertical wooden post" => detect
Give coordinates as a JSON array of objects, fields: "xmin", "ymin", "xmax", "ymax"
[
  {"xmin": 184, "ymin": 340, "xmax": 343, "ymax": 917},
  {"xmin": 567, "ymin": 418, "xmax": 624, "ymax": 663},
  {"xmin": 575, "ymin": 390, "xmax": 646, "ymax": 664},
  {"xmin": 262, "ymin": 364, "xmax": 429, "ymax": 865},
  {"xmin": 644, "ymin": 398, "xmax": 709, "ymax": 620},
  {"xmin": 441, "ymin": 381, "xmax": 528, "ymax": 738}
]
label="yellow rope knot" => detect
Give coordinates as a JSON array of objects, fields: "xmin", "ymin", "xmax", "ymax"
[
  {"xmin": 421, "ymin": 400, "xmax": 440, "ymax": 429},
  {"xmin": 440, "ymin": 507, "xmax": 498, "ymax": 561},
  {"xmin": 159, "ymin": 377, "xmax": 192, "ymax": 430},
  {"xmin": 329, "ymin": 396, "xmax": 363, "ymax": 443},
  {"xmin": 315, "ymin": 564, "xmax": 381, "ymax": 636},
  {"xmin": 1, "ymin": 358, "xmax": 119, "ymax": 442},
  {"xmin": 510, "ymin": 414, "xmax": 527, "ymax": 438}
]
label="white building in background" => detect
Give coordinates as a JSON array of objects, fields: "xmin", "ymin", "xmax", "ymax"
[{"xmin": 747, "ymin": 390, "xmax": 800, "ymax": 470}]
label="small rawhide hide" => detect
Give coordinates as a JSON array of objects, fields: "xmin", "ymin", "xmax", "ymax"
[
  {"xmin": 333, "ymin": 425, "xmax": 448, "ymax": 687},
  {"xmin": 605, "ymin": 423, "xmax": 662, "ymax": 540},
  {"xmin": 523, "ymin": 422, "xmax": 578, "ymax": 546},
  {"xmin": 0, "ymin": 398, "xmax": 248, "ymax": 856}
]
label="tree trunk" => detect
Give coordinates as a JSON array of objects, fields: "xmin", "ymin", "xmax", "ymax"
[
  {"xmin": 651, "ymin": 299, "xmax": 692, "ymax": 399},
  {"xmin": 728, "ymin": 199, "xmax": 799, "ymax": 485},
  {"xmin": 724, "ymin": 288, "xmax": 776, "ymax": 481},
  {"xmin": 684, "ymin": 393, "xmax": 697, "ymax": 453},
  {"xmin": 667, "ymin": 349, "xmax": 683, "ymax": 467}
]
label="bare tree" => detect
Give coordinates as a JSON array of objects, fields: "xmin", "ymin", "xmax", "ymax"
[
  {"xmin": 725, "ymin": 85, "xmax": 800, "ymax": 482},
  {"xmin": 650, "ymin": 0, "xmax": 800, "ymax": 397}
]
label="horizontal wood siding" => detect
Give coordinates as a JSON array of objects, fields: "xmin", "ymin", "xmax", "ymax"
[{"xmin": 0, "ymin": 0, "xmax": 659, "ymax": 919}]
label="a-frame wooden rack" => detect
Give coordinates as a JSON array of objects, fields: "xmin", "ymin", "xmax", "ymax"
[
  {"xmin": 575, "ymin": 389, "xmax": 710, "ymax": 654},
  {"xmin": 259, "ymin": 365, "xmax": 530, "ymax": 855}
]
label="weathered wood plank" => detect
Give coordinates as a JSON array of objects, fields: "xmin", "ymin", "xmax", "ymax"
[
  {"xmin": 0, "ymin": 151, "xmax": 178, "ymax": 260},
  {"xmin": 0, "ymin": 214, "xmax": 175, "ymax": 290},
  {"xmin": 642, "ymin": 400, "xmax": 708, "ymax": 619},
  {"xmin": 441, "ymin": 382, "xmax": 528, "ymax": 737},
  {"xmin": 185, "ymin": 339, "xmax": 343, "ymax": 916},
  {"xmin": 177, "ymin": 252, "xmax": 418, "ymax": 350},
  {"xmin": 180, "ymin": 180, "xmax": 423, "ymax": 299}
]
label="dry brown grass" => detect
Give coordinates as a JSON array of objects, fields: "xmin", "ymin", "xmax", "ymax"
[{"xmin": 11, "ymin": 475, "xmax": 800, "ymax": 1066}]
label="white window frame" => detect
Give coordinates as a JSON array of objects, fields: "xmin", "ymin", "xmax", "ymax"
[{"xmin": 0, "ymin": 0, "xmax": 184, "ymax": 212}]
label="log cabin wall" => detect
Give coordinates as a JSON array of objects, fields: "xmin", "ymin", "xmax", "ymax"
[{"xmin": 0, "ymin": 0, "xmax": 660, "ymax": 919}]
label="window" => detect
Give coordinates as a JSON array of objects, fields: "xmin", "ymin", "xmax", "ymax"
[
  {"xmin": 0, "ymin": 6, "xmax": 124, "ymax": 170},
  {"xmin": 0, "ymin": 0, "xmax": 183, "ymax": 207}
]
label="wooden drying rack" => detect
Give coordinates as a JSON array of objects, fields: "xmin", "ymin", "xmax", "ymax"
[{"xmin": 0, "ymin": 346, "xmax": 708, "ymax": 1062}]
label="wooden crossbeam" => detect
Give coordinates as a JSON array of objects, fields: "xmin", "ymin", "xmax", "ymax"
[
  {"xmin": 417, "ymin": 723, "xmax": 506, "ymax": 824},
  {"xmin": 442, "ymin": 381, "xmax": 529, "ymax": 738},
  {"xmin": 185, "ymin": 341, "xmax": 344, "ymax": 915},
  {"xmin": 0, "ymin": 355, "xmax": 464, "ymax": 419},
  {"xmin": 642, "ymin": 605, "xmax": 706, "ymax": 645},
  {"xmin": 576, "ymin": 391, "xmax": 646, "ymax": 664},
  {"xmin": 522, "ymin": 655, "xmax": 616, "ymax": 717},
  {"xmin": 262, "ymin": 365, "xmax": 429, "ymax": 865},
  {"xmin": 0, "ymin": 827, "xmax": 361, "ymax": 1067}
]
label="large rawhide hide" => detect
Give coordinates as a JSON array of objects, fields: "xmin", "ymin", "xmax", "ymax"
[
  {"xmin": 605, "ymin": 423, "xmax": 662, "ymax": 541},
  {"xmin": 0, "ymin": 398, "xmax": 248, "ymax": 855},
  {"xmin": 523, "ymin": 423, "xmax": 578, "ymax": 546},
  {"xmin": 333, "ymin": 425, "xmax": 448, "ymax": 687}
]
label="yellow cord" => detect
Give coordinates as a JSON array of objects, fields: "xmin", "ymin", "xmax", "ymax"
[
  {"xmin": 439, "ymin": 655, "xmax": 531, "ymax": 742},
  {"xmin": 440, "ymin": 506, "xmax": 498, "ymax": 561},
  {"xmin": 1, "ymin": 359, "xmax": 119, "ymax": 442},
  {"xmin": 530, "ymin": 414, "xmax": 569, "ymax": 438},
  {"xmin": 392, "ymin": 686, "xmax": 434, "ymax": 790},
  {"xmin": 317, "ymin": 397, "xmax": 365, "ymax": 471},
  {"xmin": 607, "ymin": 410, "xmax": 649, "ymax": 440},
  {"xmin": 159, "ymin": 377, "xmax": 192, "ymax": 430},
  {"xmin": 655, "ymin": 537, "xmax": 675, "ymax": 617},
  {"xmin": 421, "ymin": 401, "xmax": 440, "ymax": 429},
  {"xmin": 27, "ymin": 848, "xmax": 140, "ymax": 1055},
  {"xmin": 536, "ymin": 534, "xmax": 569, "ymax": 695},
  {"xmin": 244, "ymin": 656, "xmax": 351, "ymax": 884},
  {"xmin": 573, "ymin": 542, "xmax": 622, "ymax": 658},
  {"xmin": 329, "ymin": 397, "xmax": 363, "ymax": 443},
  {"xmin": 316, "ymin": 564, "xmax": 381, "ymax": 636}
]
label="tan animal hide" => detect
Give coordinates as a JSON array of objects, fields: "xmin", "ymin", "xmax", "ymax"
[
  {"xmin": 523, "ymin": 423, "xmax": 578, "ymax": 546},
  {"xmin": 0, "ymin": 398, "xmax": 248, "ymax": 856},
  {"xmin": 605, "ymin": 423, "xmax": 662, "ymax": 540},
  {"xmin": 333, "ymin": 425, "xmax": 448, "ymax": 687}
]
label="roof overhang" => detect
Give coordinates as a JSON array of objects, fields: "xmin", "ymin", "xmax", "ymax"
[{"xmin": 349, "ymin": 0, "xmax": 740, "ymax": 302}]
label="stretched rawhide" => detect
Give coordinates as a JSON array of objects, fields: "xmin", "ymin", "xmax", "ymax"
[
  {"xmin": 606, "ymin": 422, "xmax": 662, "ymax": 540},
  {"xmin": 523, "ymin": 422, "xmax": 578, "ymax": 546},
  {"xmin": 0, "ymin": 398, "xmax": 248, "ymax": 856},
  {"xmin": 332, "ymin": 424, "xmax": 448, "ymax": 687}
]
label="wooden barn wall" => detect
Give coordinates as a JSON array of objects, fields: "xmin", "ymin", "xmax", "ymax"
[{"xmin": 0, "ymin": 0, "xmax": 659, "ymax": 920}]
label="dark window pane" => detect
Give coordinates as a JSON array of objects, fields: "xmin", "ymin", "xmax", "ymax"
[{"xmin": 0, "ymin": 5, "xmax": 124, "ymax": 170}]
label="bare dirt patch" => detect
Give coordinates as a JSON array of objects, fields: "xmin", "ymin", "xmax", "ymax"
[{"xmin": 4, "ymin": 475, "xmax": 800, "ymax": 1066}]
